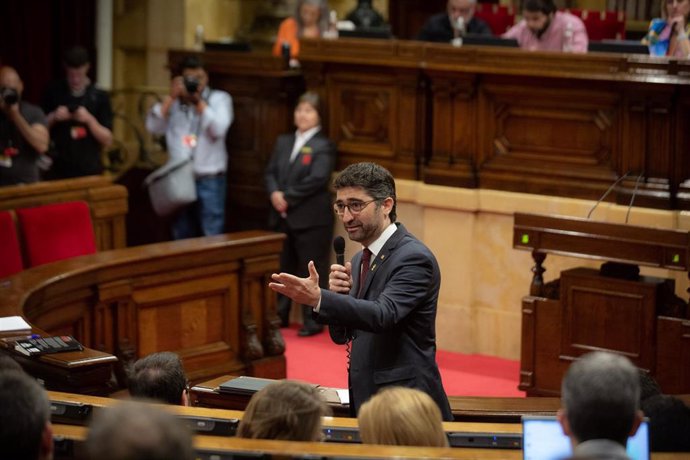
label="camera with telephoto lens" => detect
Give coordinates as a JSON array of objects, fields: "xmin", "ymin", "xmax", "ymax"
[
  {"xmin": 183, "ymin": 76, "xmax": 200, "ymax": 94},
  {"xmin": 0, "ymin": 87, "xmax": 19, "ymax": 106}
]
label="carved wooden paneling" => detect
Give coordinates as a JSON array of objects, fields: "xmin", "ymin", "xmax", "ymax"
[
  {"xmin": 656, "ymin": 316, "xmax": 690, "ymax": 393},
  {"xmin": 389, "ymin": 0, "xmax": 446, "ymax": 39},
  {"xmin": 297, "ymin": 39, "xmax": 690, "ymax": 209},
  {"xmin": 424, "ymin": 72, "xmax": 477, "ymax": 187},
  {"xmin": 0, "ymin": 232, "xmax": 286, "ymax": 385},
  {"xmin": 477, "ymin": 79, "xmax": 618, "ymax": 199},
  {"xmin": 561, "ymin": 268, "xmax": 660, "ymax": 370}
]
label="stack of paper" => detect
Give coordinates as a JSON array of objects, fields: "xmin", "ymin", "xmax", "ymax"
[{"xmin": 0, "ymin": 316, "xmax": 32, "ymax": 335}]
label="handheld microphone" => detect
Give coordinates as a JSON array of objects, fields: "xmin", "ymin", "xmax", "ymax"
[
  {"xmin": 330, "ymin": 236, "xmax": 350, "ymax": 345},
  {"xmin": 333, "ymin": 236, "xmax": 345, "ymax": 266}
]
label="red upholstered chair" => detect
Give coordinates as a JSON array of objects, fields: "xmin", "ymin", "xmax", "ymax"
[
  {"xmin": 565, "ymin": 9, "xmax": 626, "ymax": 40},
  {"xmin": 0, "ymin": 211, "xmax": 24, "ymax": 278},
  {"xmin": 16, "ymin": 201, "xmax": 97, "ymax": 268},
  {"xmin": 474, "ymin": 4, "xmax": 516, "ymax": 35}
]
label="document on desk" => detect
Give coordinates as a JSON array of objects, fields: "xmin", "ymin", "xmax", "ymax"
[
  {"xmin": 336, "ymin": 389, "xmax": 349, "ymax": 405},
  {"xmin": 0, "ymin": 316, "xmax": 31, "ymax": 334}
]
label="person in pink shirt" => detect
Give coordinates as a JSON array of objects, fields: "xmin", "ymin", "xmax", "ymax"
[{"xmin": 502, "ymin": 0, "xmax": 588, "ymax": 52}]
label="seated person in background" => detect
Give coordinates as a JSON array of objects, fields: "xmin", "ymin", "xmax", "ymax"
[
  {"xmin": 346, "ymin": 0, "xmax": 385, "ymax": 28},
  {"xmin": 0, "ymin": 66, "xmax": 49, "ymax": 186},
  {"xmin": 273, "ymin": 0, "xmax": 331, "ymax": 64},
  {"xmin": 358, "ymin": 387, "xmax": 449, "ymax": 447},
  {"xmin": 237, "ymin": 379, "xmax": 330, "ymax": 441},
  {"xmin": 85, "ymin": 400, "xmax": 194, "ymax": 460},
  {"xmin": 0, "ymin": 371, "xmax": 53, "ymax": 460},
  {"xmin": 643, "ymin": 0, "xmax": 690, "ymax": 58},
  {"xmin": 129, "ymin": 351, "xmax": 189, "ymax": 406},
  {"xmin": 418, "ymin": 0, "xmax": 493, "ymax": 43},
  {"xmin": 558, "ymin": 351, "xmax": 643, "ymax": 460},
  {"xmin": 641, "ymin": 394, "xmax": 690, "ymax": 452},
  {"xmin": 503, "ymin": 0, "xmax": 588, "ymax": 52},
  {"xmin": 42, "ymin": 46, "xmax": 113, "ymax": 179}
]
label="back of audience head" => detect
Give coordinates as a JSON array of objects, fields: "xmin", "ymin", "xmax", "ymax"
[
  {"xmin": 0, "ymin": 370, "xmax": 53, "ymax": 460},
  {"xmin": 358, "ymin": 387, "xmax": 449, "ymax": 447},
  {"xmin": 559, "ymin": 351, "xmax": 643, "ymax": 447},
  {"xmin": 237, "ymin": 379, "xmax": 330, "ymax": 441},
  {"xmin": 0, "ymin": 353, "xmax": 24, "ymax": 373},
  {"xmin": 85, "ymin": 400, "xmax": 194, "ymax": 460},
  {"xmin": 129, "ymin": 351, "xmax": 189, "ymax": 405},
  {"xmin": 638, "ymin": 369, "xmax": 662, "ymax": 404},
  {"xmin": 641, "ymin": 394, "xmax": 690, "ymax": 452}
]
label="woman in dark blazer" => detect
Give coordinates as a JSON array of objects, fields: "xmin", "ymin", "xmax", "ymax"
[{"xmin": 264, "ymin": 92, "xmax": 336, "ymax": 336}]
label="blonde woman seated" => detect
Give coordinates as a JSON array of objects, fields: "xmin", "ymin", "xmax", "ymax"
[
  {"xmin": 237, "ymin": 379, "xmax": 331, "ymax": 441},
  {"xmin": 358, "ymin": 387, "xmax": 449, "ymax": 447}
]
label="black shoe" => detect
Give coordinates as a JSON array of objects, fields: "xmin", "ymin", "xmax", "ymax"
[{"xmin": 297, "ymin": 326, "xmax": 323, "ymax": 337}]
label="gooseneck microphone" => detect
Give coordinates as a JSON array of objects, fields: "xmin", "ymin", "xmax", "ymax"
[{"xmin": 330, "ymin": 236, "xmax": 350, "ymax": 345}]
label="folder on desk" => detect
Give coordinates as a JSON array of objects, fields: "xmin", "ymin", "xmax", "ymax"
[{"xmin": 218, "ymin": 376, "xmax": 276, "ymax": 395}]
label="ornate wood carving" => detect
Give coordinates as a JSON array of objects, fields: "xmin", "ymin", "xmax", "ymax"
[{"xmin": 0, "ymin": 232, "xmax": 287, "ymax": 385}]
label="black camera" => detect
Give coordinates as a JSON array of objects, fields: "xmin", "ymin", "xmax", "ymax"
[
  {"xmin": 0, "ymin": 87, "xmax": 19, "ymax": 106},
  {"xmin": 183, "ymin": 76, "xmax": 200, "ymax": 94}
]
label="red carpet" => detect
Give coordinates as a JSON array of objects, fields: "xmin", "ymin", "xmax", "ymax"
[{"xmin": 282, "ymin": 325, "xmax": 525, "ymax": 397}]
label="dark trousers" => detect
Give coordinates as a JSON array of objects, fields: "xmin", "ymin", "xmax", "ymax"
[{"xmin": 276, "ymin": 220, "xmax": 332, "ymax": 329}]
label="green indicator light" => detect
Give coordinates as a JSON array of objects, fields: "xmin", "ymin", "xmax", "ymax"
[
  {"xmin": 521, "ymin": 234, "xmax": 530, "ymax": 244},
  {"xmin": 673, "ymin": 254, "xmax": 680, "ymax": 263}
]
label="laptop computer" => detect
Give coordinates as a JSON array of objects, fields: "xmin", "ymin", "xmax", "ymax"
[
  {"xmin": 338, "ymin": 26, "xmax": 393, "ymax": 40},
  {"xmin": 588, "ymin": 40, "xmax": 649, "ymax": 55},
  {"xmin": 462, "ymin": 34, "xmax": 520, "ymax": 48},
  {"xmin": 522, "ymin": 416, "xmax": 649, "ymax": 460}
]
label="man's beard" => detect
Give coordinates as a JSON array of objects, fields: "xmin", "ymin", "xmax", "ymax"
[{"xmin": 532, "ymin": 18, "xmax": 552, "ymax": 39}]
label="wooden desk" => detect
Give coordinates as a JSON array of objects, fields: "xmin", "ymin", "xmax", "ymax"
[
  {"xmin": 297, "ymin": 38, "xmax": 690, "ymax": 210},
  {"xmin": 514, "ymin": 213, "xmax": 690, "ymax": 395},
  {"xmin": 1, "ymin": 232, "xmax": 287, "ymax": 390},
  {"xmin": 49, "ymin": 422, "xmax": 690, "ymax": 460},
  {"xmin": 191, "ymin": 375, "xmax": 555, "ymax": 423}
]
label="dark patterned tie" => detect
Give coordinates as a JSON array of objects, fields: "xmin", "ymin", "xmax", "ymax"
[{"xmin": 358, "ymin": 248, "xmax": 372, "ymax": 298}]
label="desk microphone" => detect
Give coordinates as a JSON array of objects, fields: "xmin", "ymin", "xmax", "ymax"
[
  {"xmin": 330, "ymin": 236, "xmax": 350, "ymax": 345},
  {"xmin": 587, "ymin": 171, "xmax": 631, "ymax": 219}
]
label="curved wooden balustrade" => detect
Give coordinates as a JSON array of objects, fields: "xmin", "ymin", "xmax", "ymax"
[{"xmin": 0, "ymin": 231, "xmax": 287, "ymax": 392}]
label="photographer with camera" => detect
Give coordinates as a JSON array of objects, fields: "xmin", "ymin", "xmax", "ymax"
[
  {"xmin": 42, "ymin": 46, "xmax": 113, "ymax": 179},
  {"xmin": 0, "ymin": 66, "xmax": 49, "ymax": 186},
  {"xmin": 146, "ymin": 55, "xmax": 233, "ymax": 239}
]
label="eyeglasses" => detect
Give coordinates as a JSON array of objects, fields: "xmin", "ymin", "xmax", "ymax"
[{"xmin": 333, "ymin": 199, "xmax": 377, "ymax": 215}]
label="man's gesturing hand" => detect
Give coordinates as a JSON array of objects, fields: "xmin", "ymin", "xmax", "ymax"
[{"xmin": 269, "ymin": 260, "xmax": 321, "ymax": 307}]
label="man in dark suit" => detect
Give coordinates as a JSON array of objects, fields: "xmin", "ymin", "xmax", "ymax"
[
  {"xmin": 265, "ymin": 92, "xmax": 336, "ymax": 336},
  {"xmin": 418, "ymin": 0, "xmax": 493, "ymax": 42},
  {"xmin": 269, "ymin": 162, "xmax": 452, "ymax": 420}
]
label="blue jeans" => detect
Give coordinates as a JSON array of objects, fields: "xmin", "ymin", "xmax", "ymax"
[{"xmin": 171, "ymin": 174, "xmax": 226, "ymax": 240}]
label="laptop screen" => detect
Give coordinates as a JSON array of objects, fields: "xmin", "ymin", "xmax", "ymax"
[{"xmin": 522, "ymin": 416, "xmax": 649, "ymax": 460}]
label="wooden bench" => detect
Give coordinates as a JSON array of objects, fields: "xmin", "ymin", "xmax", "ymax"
[{"xmin": 0, "ymin": 232, "xmax": 286, "ymax": 393}]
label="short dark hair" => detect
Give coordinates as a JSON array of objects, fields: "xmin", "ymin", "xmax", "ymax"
[
  {"xmin": 64, "ymin": 46, "xmax": 90, "ymax": 68},
  {"xmin": 297, "ymin": 91, "xmax": 322, "ymax": 117},
  {"xmin": 86, "ymin": 400, "xmax": 194, "ymax": 460},
  {"xmin": 334, "ymin": 162, "xmax": 397, "ymax": 222},
  {"xmin": 523, "ymin": 0, "xmax": 556, "ymax": 15},
  {"xmin": 237, "ymin": 380, "xmax": 331, "ymax": 441},
  {"xmin": 562, "ymin": 352, "xmax": 639, "ymax": 446},
  {"xmin": 0, "ymin": 371, "xmax": 51, "ymax": 460},
  {"xmin": 638, "ymin": 369, "xmax": 662, "ymax": 403},
  {"xmin": 641, "ymin": 394, "xmax": 690, "ymax": 452},
  {"xmin": 179, "ymin": 55, "xmax": 204, "ymax": 73},
  {"xmin": 129, "ymin": 352, "xmax": 187, "ymax": 405}
]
